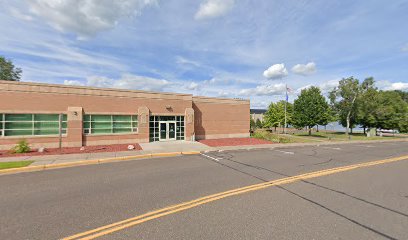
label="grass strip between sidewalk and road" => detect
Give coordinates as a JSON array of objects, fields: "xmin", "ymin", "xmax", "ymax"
[
  {"xmin": 0, "ymin": 161, "xmax": 34, "ymax": 170},
  {"xmin": 62, "ymin": 154, "xmax": 408, "ymax": 240},
  {"xmin": 0, "ymin": 152, "xmax": 201, "ymax": 175}
]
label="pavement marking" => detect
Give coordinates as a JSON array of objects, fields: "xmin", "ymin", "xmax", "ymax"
[
  {"xmin": 321, "ymin": 146, "xmax": 342, "ymax": 150},
  {"xmin": 275, "ymin": 150, "xmax": 295, "ymax": 155},
  {"xmin": 62, "ymin": 154, "xmax": 408, "ymax": 240},
  {"xmin": 200, "ymin": 153, "xmax": 221, "ymax": 162},
  {"xmin": 356, "ymin": 145, "xmax": 375, "ymax": 148}
]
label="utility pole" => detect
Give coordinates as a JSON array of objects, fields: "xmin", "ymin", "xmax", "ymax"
[{"xmin": 284, "ymin": 84, "xmax": 288, "ymax": 134}]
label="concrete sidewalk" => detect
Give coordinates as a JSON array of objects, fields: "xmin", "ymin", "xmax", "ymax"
[
  {"xmin": 0, "ymin": 141, "xmax": 214, "ymax": 166},
  {"xmin": 1, "ymin": 138, "xmax": 407, "ymax": 167},
  {"xmin": 139, "ymin": 140, "xmax": 212, "ymax": 153}
]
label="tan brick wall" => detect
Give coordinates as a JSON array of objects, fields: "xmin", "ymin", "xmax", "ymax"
[
  {"xmin": 0, "ymin": 81, "xmax": 250, "ymax": 149},
  {"xmin": 193, "ymin": 96, "xmax": 250, "ymax": 140},
  {"xmin": 0, "ymin": 81, "xmax": 192, "ymax": 149}
]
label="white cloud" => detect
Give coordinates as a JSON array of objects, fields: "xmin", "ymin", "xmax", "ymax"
[
  {"xmin": 250, "ymin": 99, "xmax": 270, "ymax": 109},
  {"xmin": 295, "ymin": 84, "xmax": 312, "ymax": 93},
  {"xmin": 27, "ymin": 0, "xmax": 157, "ymax": 38},
  {"xmin": 63, "ymin": 80, "xmax": 84, "ymax": 86},
  {"xmin": 195, "ymin": 0, "xmax": 235, "ymax": 20},
  {"xmin": 9, "ymin": 7, "xmax": 33, "ymax": 21},
  {"xmin": 295, "ymin": 79, "xmax": 339, "ymax": 94},
  {"xmin": 185, "ymin": 82, "xmax": 199, "ymax": 90},
  {"xmin": 319, "ymin": 79, "xmax": 338, "ymax": 92},
  {"xmin": 402, "ymin": 43, "xmax": 408, "ymax": 52},
  {"xmin": 217, "ymin": 90, "xmax": 229, "ymax": 97},
  {"xmin": 86, "ymin": 74, "xmax": 169, "ymax": 91},
  {"xmin": 240, "ymin": 83, "xmax": 286, "ymax": 96},
  {"xmin": 203, "ymin": 77, "xmax": 233, "ymax": 85},
  {"xmin": 263, "ymin": 64, "xmax": 288, "ymax": 79},
  {"xmin": 176, "ymin": 56, "xmax": 201, "ymax": 67},
  {"xmin": 385, "ymin": 82, "xmax": 408, "ymax": 91},
  {"xmin": 87, "ymin": 76, "xmax": 114, "ymax": 88},
  {"xmin": 203, "ymin": 78, "xmax": 217, "ymax": 84},
  {"xmin": 291, "ymin": 62, "xmax": 317, "ymax": 76}
]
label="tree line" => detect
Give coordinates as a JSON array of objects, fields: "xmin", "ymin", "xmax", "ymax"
[{"xmin": 261, "ymin": 77, "xmax": 408, "ymax": 135}]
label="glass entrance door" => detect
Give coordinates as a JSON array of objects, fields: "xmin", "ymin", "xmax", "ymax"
[
  {"xmin": 168, "ymin": 122, "xmax": 176, "ymax": 140},
  {"xmin": 159, "ymin": 122, "xmax": 167, "ymax": 140},
  {"xmin": 159, "ymin": 122, "xmax": 176, "ymax": 141}
]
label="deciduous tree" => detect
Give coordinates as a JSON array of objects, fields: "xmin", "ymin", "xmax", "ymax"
[
  {"xmin": 293, "ymin": 86, "xmax": 330, "ymax": 135},
  {"xmin": 356, "ymin": 77, "xmax": 379, "ymax": 134},
  {"xmin": 329, "ymin": 77, "xmax": 360, "ymax": 137},
  {"xmin": 264, "ymin": 100, "xmax": 293, "ymax": 132},
  {"xmin": 0, "ymin": 56, "xmax": 22, "ymax": 81},
  {"xmin": 375, "ymin": 91, "xmax": 408, "ymax": 132}
]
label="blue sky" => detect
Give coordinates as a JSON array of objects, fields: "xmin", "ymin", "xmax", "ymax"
[{"xmin": 0, "ymin": 0, "xmax": 407, "ymax": 108}]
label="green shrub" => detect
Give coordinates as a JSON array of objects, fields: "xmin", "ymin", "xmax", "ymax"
[
  {"xmin": 12, "ymin": 139, "xmax": 31, "ymax": 153},
  {"xmin": 252, "ymin": 130, "xmax": 293, "ymax": 143}
]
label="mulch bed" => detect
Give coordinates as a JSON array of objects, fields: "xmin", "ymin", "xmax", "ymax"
[
  {"xmin": 198, "ymin": 138, "xmax": 274, "ymax": 147},
  {"xmin": 0, "ymin": 143, "xmax": 142, "ymax": 158}
]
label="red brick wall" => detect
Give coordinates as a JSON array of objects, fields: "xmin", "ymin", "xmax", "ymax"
[
  {"xmin": 0, "ymin": 81, "xmax": 192, "ymax": 149},
  {"xmin": 193, "ymin": 97, "xmax": 250, "ymax": 140},
  {"xmin": 0, "ymin": 81, "xmax": 250, "ymax": 149}
]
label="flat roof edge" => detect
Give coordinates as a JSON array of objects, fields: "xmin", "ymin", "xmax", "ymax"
[
  {"xmin": 193, "ymin": 96, "xmax": 250, "ymax": 104},
  {"xmin": 0, "ymin": 80, "xmax": 195, "ymax": 101},
  {"xmin": 0, "ymin": 80, "xmax": 193, "ymax": 97}
]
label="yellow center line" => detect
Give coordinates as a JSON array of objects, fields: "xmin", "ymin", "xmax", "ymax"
[{"xmin": 63, "ymin": 155, "xmax": 408, "ymax": 240}]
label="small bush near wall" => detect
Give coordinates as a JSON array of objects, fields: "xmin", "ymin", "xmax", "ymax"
[
  {"xmin": 11, "ymin": 139, "xmax": 31, "ymax": 153},
  {"xmin": 252, "ymin": 130, "xmax": 293, "ymax": 143}
]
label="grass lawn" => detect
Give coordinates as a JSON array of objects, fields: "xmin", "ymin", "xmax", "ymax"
[
  {"xmin": 253, "ymin": 129, "xmax": 405, "ymax": 143},
  {"xmin": 252, "ymin": 131, "xmax": 320, "ymax": 143},
  {"xmin": 0, "ymin": 161, "xmax": 34, "ymax": 170},
  {"xmin": 294, "ymin": 131, "xmax": 403, "ymax": 141}
]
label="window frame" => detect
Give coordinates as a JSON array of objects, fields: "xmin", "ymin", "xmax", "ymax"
[
  {"xmin": 83, "ymin": 114, "xmax": 138, "ymax": 135},
  {"xmin": 0, "ymin": 113, "xmax": 67, "ymax": 137}
]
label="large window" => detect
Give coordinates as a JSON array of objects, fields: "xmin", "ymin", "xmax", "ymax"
[
  {"xmin": 0, "ymin": 114, "xmax": 67, "ymax": 137},
  {"xmin": 83, "ymin": 115, "xmax": 138, "ymax": 135}
]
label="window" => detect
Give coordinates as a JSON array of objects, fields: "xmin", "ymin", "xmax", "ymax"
[
  {"xmin": 149, "ymin": 116, "xmax": 160, "ymax": 142},
  {"xmin": 0, "ymin": 114, "xmax": 67, "ymax": 137},
  {"xmin": 83, "ymin": 115, "xmax": 138, "ymax": 135},
  {"xmin": 176, "ymin": 116, "xmax": 185, "ymax": 140},
  {"xmin": 149, "ymin": 115, "xmax": 184, "ymax": 142}
]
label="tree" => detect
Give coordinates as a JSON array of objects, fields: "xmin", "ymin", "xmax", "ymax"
[
  {"xmin": 394, "ymin": 90, "xmax": 408, "ymax": 103},
  {"xmin": 0, "ymin": 56, "xmax": 22, "ymax": 81},
  {"xmin": 329, "ymin": 77, "xmax": 360, "ymax": 137},
  {"xmin": 293, "ymin": 86, "xmax": 330, "ymax": 135},
  {"xmin": 264, "ymin": 100, "xmax": 293, "ymax": 132},
  {"xmin": 317, "ymin": 107, "xmax": 336, "ymax": 131},
  {"xmin": 250, "ymin": 118, "xmax": 256, "ymax": 130},
  {"xmin": 356, "ymin": 77, "xmax": 379, "ymax": 134},
  {"xmin": 375, "ymin": 91, "xmax": 408, "ymax": 132},
  {"xmin": 255, "ymin": 119, "xmax": 263, "ymax": 129}
]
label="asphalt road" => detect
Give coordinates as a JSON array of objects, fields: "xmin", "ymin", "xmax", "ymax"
[{"xmin": 1, "ymin": 141, "xmax": 407, "ymax": 240}]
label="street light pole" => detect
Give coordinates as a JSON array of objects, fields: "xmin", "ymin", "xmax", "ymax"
[{"xmin": 284, "ymin": 84, "xmax": 287, "ymax": 134}]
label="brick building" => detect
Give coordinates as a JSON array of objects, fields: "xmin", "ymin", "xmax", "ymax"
[{"xmin": 0, "ymin": 80, "xmax": 250, "ymax": 150}]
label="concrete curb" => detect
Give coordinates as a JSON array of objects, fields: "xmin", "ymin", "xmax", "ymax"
[
  {"xmin": 0, "ymin": 151, "xmax": 200, "ymax": 175},
  {"xmin": 210, "ymin": 138, "xmax": 408, "ymax": 152}
]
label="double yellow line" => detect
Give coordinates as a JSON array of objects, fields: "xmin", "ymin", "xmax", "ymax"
[{"xmin": 63, "ymin": 155, "xmax": 408, "ymax": 240}]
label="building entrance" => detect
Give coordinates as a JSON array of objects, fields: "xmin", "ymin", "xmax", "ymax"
[
  {"xmin": 159, "ymin": 121, "xmax": 176, "ymax": 141},
  {"xmin": 149, "ymin": 116, "xmax": 185, "ymax": 142}
]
